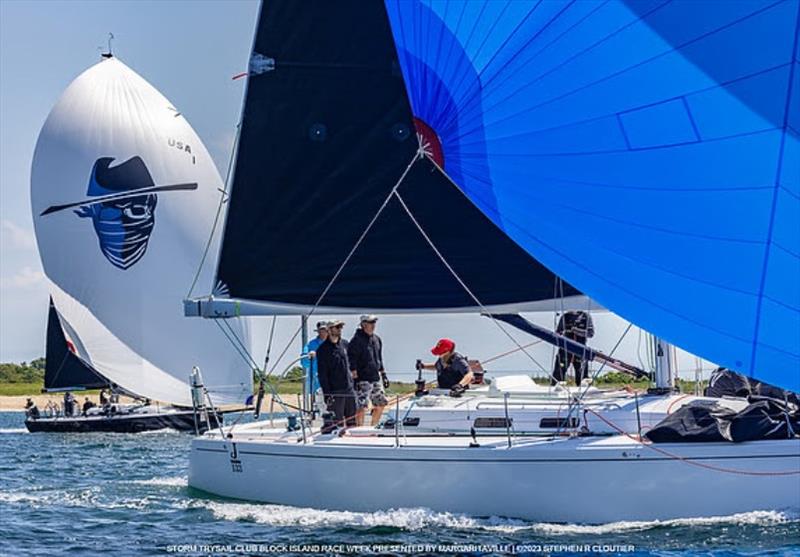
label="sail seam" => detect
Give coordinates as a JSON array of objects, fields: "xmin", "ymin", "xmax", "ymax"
[{"xmin": 749, "ymin": 1, "xmax": 800, "ymax": 376}]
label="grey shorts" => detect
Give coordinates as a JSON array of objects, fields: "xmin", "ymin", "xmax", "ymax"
[{"xmin": 356, "ymin": 380, "xmax": 388, "ymax": 409}]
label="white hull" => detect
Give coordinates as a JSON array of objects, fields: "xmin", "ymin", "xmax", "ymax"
[{"xmin": 189, "ymin": 433, "xmax": 800, "ymax": 524}]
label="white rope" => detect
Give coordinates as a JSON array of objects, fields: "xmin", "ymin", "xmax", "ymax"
[
  {"xmin": 392, "ymin": 188, "xmax": 549, "ymax": 374},
  {"xmin": 265, "ymin": 151, "xmax": 422, "ymax": 377}
]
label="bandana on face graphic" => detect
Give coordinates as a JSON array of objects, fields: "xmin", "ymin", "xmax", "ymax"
[{"xmin": 41, "ymin": 156, "xmax": 197, "ymax": 270}]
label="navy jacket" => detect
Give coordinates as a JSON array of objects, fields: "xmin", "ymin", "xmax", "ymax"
[
  {"xmin": 347, "ymin": 329, "xmax": 384, "ymax": 383},
  {"xmin": 317, "ymin": 338, "xmax": 354, "ymax": 395}
]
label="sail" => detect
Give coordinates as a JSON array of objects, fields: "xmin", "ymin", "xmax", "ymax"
[
  {"xmin": 215, "ymin": 0, "xmax": 798, "ymax": 389},
  {"xmin": 44, "ymin": 297, "xmax": 106, "ymax": 392},
  {"xmin": 31, "ymin": 57, "xmax": 253, "ymax": 406},
  {"xmin": 382, "ymin": 0, "xmax": 799, "ymax": 389},
  {"xmin": 213, "ymin": 0, "xmax": 582, "ymax": 313}
]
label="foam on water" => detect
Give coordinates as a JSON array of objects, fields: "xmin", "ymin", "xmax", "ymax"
[
  {"xmin": 204, "ymin": 502, "xmax": 798, "ymax": 534},
  {"xmin": 131, "ymin": 476, "xmax": 187, "ymax": 487},
  {"xmin": 0, "ymin": 428, "xmax": 28, "ymax": 434}
]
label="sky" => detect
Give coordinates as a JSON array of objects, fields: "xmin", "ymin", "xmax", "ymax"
[{"xmin": 0, "ymin": 0, "xmax": 714, "ymax": 382}]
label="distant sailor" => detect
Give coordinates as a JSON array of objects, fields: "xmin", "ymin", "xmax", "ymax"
[
  {"xmin": 99, "ymin": 388, "xmax": 110, "ymax": 406},
  {"xmin": 25, "ymin": 398, "xmax": 40, "ymax": 420},
  {"xmin": 348, "ymin": 315, "xmax": 388, "ymax": 426},
  {"xmin": 552, "ymin": 310, "xmax": 595, "ymax": 386},
  {"xmin": 419, "ymin": 338, "xmax": 474, "ymax": 397},
  {"xmin": 316, "ymin": 320, "xmax": 356, "ymax": 430},
  {"xmin": 63, "ymin": 391, "xmax": 76, "ymax": 417},
  {"xmin": 302, "ymin": 321, "xmax": 327, "ymax": 397},
  {"xmin": 82, "ymin": 397, "xmax": 96, "ymax": 417}
]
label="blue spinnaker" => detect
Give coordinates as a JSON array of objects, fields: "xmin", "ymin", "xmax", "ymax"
[{"xmin": 386, "ymin": 0, "xmax": 800, "ymax": 390}]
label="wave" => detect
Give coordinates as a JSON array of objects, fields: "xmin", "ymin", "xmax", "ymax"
[
  {"xmin": 0, "ymin": 428, "xmax": 28, "ymax": 434},
  {"xmin": 131, "ymin": 476, "xmax": 187, "ymax": 487},
  {"xmin": 530, "ymin": 510, "xmax": 798, "ymax": 535},
  {"xmin": 203, "ymin": 502, "xmax": 798, "ymax": 534}
]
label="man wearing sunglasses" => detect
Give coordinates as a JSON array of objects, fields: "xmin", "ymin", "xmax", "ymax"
[{"xmin": 316, "ymin": 320, "xmax": 356, "ymax": 430}]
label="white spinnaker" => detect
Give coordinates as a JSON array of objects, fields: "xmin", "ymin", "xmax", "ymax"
[{"xmin": 31, "ymin": 57, "xmax": 251, "ymax": 406}]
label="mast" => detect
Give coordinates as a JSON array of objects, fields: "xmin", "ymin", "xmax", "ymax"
[
  {"xmin": 300, "ymin": 315, "xmax": 309, "ymax": 414},
  {"xmin": 652, "ymin": 336, "xmax": 676, "ymax": 393}
]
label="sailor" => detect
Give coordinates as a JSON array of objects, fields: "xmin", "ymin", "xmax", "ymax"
[
  {"xmin": 82, "ymin": 397, "xmax": 96, "ymax": 416},
  {"xmin": 419, "ymin": 338, "xmax": 474, "ymax": 397},
  {"xmin": 316, "ymin": 320, "xmax": 356, "ymax": 430},
  {"xmin": 25, "ymin": 398, "xmax": 40, "ymax": 420},
  {"xmin": 301, "ymin": 321, "xmax": 328, "ymax": 398},
  {"xmin": 63, "ymin": 391, "xmax": 76, "ymax": 417},
  {"xmin": 552, "ymin": 310, "xmax": 595, "ymax": 386},
  {"xmin": 348, "ymin": 315, "xmax": 389, "ymax": 426},
  {"xmin": 99, "ymin": 388, "xmax": 110, "ymax": 406}
]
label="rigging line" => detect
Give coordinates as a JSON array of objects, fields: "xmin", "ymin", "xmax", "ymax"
[
  {"xmin": 480, "ymin": 339, "xmax": 543, "ymax": 365},
  {"xmin": 221, "ymin": 318, "xmax": 260, "ymax": 371},
  {"xmin": 393, "ymin": 187, "xmax": 549, "ymax": 375},
  {"xmin": 214, "ymin": 319, "xmax": 259, "ymax": 373},
  {"xmin": 262, "ymin": 315, "xmax": 278, "ymax": 375},
  {"xmin": 265, "ymin": 152, "xmax": 422, "ymax": 377},
  {"xmin": 554, "ymin": 322, "xmax": 634, "ymax": 436},
  {"xmin": 186, "ymin": 121, "xmax": 241, "ymax": 299},
  {"xmin": 585, "ymin": 406, "xmax": 800, "ymax": 476}
]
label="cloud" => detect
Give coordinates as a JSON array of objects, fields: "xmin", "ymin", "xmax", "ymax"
[
  {"xmin": 0, "ymin": 266, "xmax": 45, "ymax": 290},
  {"xmin": 1, "ymin": 220, "xmax": 36, "ymax": 250}
]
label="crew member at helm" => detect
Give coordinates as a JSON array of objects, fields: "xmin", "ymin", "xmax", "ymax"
[{"xmin": 419, "ymin": 338, "xmax": 473, "ymax": 397}]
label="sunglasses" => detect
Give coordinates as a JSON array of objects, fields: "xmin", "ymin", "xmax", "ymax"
[{"xmin": 331, "ymin": 324, "xmax": 343, "ymax": 329}]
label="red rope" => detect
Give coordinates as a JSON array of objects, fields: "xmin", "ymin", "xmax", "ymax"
[
  {"xmin": 667, "ymin": 393, "xmax": 691, "ymax": 415},
  {"xmin": 585, "ymin": 406, "xmax": 800, "ymax": 476}
]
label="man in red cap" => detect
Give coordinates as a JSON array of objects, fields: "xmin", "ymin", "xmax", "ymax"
[{"xmin": 419, "ymin": 338, "xmax": 474, "ymax": 396}]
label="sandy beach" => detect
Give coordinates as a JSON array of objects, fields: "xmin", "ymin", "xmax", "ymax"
[
  {"xmin": 0, "ymin": 393, "xmax": 137, "ymax": 412},
  {"xmin": 0, "ymin": 393, "xmax": 290, "ymax": 413}
]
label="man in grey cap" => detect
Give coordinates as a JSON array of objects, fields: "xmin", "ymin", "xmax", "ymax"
[
  {"xmin": 316, "ymin": 319, "xmax": 356, "ymax": 430},
  {"xmin": 348, "ymin": 314, "xmax": 388, "ymax": 426}
]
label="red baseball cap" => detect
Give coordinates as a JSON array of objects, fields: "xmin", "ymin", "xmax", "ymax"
[{"xmin": 431, "ymin": 338, "xmax": 455, "ymax": 356}]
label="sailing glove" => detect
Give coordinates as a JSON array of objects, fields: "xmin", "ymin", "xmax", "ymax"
[{"xmin": 449, "ymin": 383, "xmax": 466, "ymax": 398}]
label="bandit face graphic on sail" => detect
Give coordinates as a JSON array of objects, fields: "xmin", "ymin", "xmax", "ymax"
[{"xmin": 41, "ymin": 156, "xmax": 198, "ymax": 270}]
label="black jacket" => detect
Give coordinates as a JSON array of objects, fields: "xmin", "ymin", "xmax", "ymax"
[
  {"xmin": 347, "ymin": 329, "xmax": 384, "ymax": 383},
  {"xmin": 556, "ymin": 311, "xmax": 595, "ymax": 343},
  {"xmin": 316, "ymin": 338, "xmax": 354, "ymax": 394}
]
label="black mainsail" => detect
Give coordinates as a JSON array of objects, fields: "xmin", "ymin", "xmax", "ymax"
[{"xmin": 43, "ymin": 298, "xmax": 106, "ymax": 392}]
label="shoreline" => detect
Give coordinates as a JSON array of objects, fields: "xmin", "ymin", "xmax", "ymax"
[{"xmin": 0, "ymin": 393, "xmax": 292, "ymax": 413}]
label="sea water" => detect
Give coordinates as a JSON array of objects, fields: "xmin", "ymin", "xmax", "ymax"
[{"xmin": 1, "ymin": 412, "xmax": 798, "ymax": 556}]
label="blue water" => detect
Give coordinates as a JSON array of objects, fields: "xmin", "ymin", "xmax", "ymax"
[{"xmin": 1, "ymin": 411, "xmax": 798, "ymax": 557}]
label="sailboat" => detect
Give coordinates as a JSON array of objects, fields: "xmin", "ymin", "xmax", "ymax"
[
  {"xmin": 27, "ymin": 55, "xmax": 255, "ymax": 432},
  {"xmin": 185, "ymin": 0, "xmax": 799, "ymax": 522}
]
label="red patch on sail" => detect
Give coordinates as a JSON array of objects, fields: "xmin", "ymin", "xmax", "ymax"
[{"xmin": 413, "ymin": 117, "xmax": 444, "ymax": 168}]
